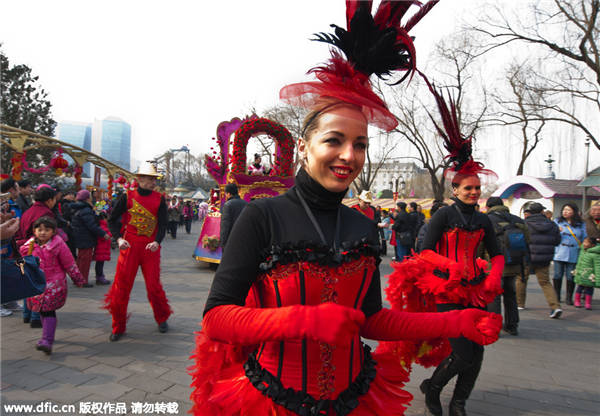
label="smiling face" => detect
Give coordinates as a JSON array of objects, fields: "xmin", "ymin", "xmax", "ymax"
[
  {"xmin": 298, "ymin": 105, "xmax": 368, "ymax": 193},
  {"xmin": 453, "ymin": 175, "xmax": 481, "ymax": 205},
  {"xmin": 591, "ymin": 204, "xmax": 600, "ymax": 220}
]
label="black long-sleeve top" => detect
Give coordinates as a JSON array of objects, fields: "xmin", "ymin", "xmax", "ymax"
[
  {"xmin": 204, "ymin": 168, "xmax": 383, "ymax": 317},
  {"xmin": 108, "ymin": 188, "xmax": 167, "ymax": 244},
  {"xmin": 422, "ymin": 198, "xmax": 501, "ymax": 257}
]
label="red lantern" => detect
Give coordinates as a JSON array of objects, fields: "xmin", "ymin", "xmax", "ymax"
[
  {"xmin": 107, "ymin": 176, "xmax": 114, "ymax": 196},
  {"xmin": 50, "ymin": 155, "xmax": 69, "ymax": 176},
  {"xmin": 10, "ymin": 152, "xmax": 24, "ymax": 180}
]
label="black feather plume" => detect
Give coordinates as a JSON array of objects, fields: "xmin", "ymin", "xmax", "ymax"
[{"xmin": 312, "ymin": 3, "xmax": 412, "ymax": 82}]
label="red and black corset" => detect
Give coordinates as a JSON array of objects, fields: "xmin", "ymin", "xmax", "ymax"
[{"xmin": 247, "ymin": 245, "xmax": 378, "ymax": 402}]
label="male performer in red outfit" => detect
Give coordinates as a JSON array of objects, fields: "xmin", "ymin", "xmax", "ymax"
[
  {"xmin": 351, "ymin": 190, "xmax": 375, "ymax": 219},
  {"xmin": 104, "ymin": 162, "xmax": 171, "ymax": 342}
]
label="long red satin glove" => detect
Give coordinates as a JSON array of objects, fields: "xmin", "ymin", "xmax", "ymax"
[
  {"xmin": 202, "ymin": 302, "xmax": 365, "ymax": 346},
  {"xmin": 420, "ymin": 249, "xmax": 463, "ymax": 287},
  {"xmin": 361, "ymin": 308, "xmax": 502, "ymax": 346},
  {"xmin": 483, "ymin": 255, "xmax": 505, "ymax": 293}
]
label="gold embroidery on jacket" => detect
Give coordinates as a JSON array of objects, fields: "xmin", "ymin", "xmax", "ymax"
[{"xmin": 128, "ymin": 199, "xmax": 156, "ymax": 237}]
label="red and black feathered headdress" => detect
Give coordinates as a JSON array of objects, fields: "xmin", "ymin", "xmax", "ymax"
[
  {"xmin": 419, "ymin": 71, "xmax": 497, "ymax": 182},
  {"xmin": 280, "ymin": 0, "xmax": 439, "ymax": 132}
]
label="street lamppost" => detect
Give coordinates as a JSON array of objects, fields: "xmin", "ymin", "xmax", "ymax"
[
  {"xmin": 544, "ymin": 154, "xmax": 555, "ymax": 179},
  {"xmin": 582, "ymin": 136, "xmax": 591, "ymax": 211},
  {"xmin": 391, "ymin": 178, "xmax": 399, "ymax": 201}
]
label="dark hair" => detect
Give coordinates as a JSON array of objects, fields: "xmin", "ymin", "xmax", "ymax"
[
  {"xmin": 486, "ymin": 196, "xmax": 504, "ymax": 208},
  {"xmin": 397, "ymin": 202, "xmax": 407, "ymax": 211},
  {"xmin": 17, "ymin": 179, "xmax": 31, "ymax": 188},
  {"xmin": 33, "ymin": 187, "xmax": 57, "ymax": 202},
  {"xmin": 33, "ymin": 216, "xmax": 57, "ymax": 230},
  {"xmin": 1, "ymin": 178, "xmax": 16, "ymax": 193},
  {"xmin": 409, "ymin": 202, "xmax": 418, "ymax": 211},
  {"xmin": 430, "ymin": 200, "xmax": 448, "ymax": 216},
  {"xmin": 224, "ymin": 183, "xmax": 239, "ymax": 195},
  {"xmin": 559, "ymin": 203, "xmax": 583, "ymax": 225}
]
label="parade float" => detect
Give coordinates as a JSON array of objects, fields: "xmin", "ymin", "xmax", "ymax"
[{"xmin": 193, "ymin": 116, "xmax": 295, "ymax": 265}]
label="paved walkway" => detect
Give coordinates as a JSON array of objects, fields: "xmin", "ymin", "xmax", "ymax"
[{"xmin": 2, "ymin": 221, "xmax": 599, "ymax": 415}]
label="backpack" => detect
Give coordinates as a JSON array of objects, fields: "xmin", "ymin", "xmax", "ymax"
[{"xmin": 489, "ymin": 212, "xmax": 529, "ymax": 265}]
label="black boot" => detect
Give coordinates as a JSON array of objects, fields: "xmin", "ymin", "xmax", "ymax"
[
  {"xmin": 449, "ymin": 350, "xmax": 484, "ymax": 416},
  {"xmin": 420, "ymin": 354, "xmax": 470, "ymax": 416},
  {"xmin": 552, "ymin": 279, "xmax": 562, "ymax": 303},
  {"xmin": 565, "ymin": 280, "xmax": 575, "ymax": 306}
]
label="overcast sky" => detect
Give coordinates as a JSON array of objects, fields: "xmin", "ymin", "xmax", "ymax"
[{"xmin": 1, "ymin": 0, "xmax": 597, "ymax": 183}]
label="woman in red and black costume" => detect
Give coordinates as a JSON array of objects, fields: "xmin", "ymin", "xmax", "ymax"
[
  {"xmin": 190, "ymin": 2, "xmax": 502, "ymax": 415},
  {"xmin": 385, "ymin": 75, "xmax": 505, "ymax": 416}
]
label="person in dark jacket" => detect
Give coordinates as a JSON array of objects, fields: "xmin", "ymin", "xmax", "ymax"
[
  {"xmin": 58, "ymin": 191, "xmax": 77, "ymax": 257},
  {"xmin": 392, "ymin": 201, "xmax": 416, "ymax": 262},
  {"xmin": 167, "ymin": 196, "xmax": 182, "ymax": 239},
  {"xmin": 485, "ymin": 197, "xmax": 530, "ymax": 335},
  {"xmin": 415, "ymin": 201, "xmax": 447, "ymax": 253},
  {"xmin": 71, "ymin": 190, "xmax": 110, "ymax": 287},
  {"xmin": 16, "ymin": 179, "xmax": 33, "ymax": 214},
  {"xmin": 520, "ymin": 202, "xmax": 562, "ymax": 318},
  {"xmin": 219, "ymin": 183, "xmax": 247, "ymax": 250},
  {"xmin": 409, "ymin": 202, "xmax": 425, "ymax": 238}
]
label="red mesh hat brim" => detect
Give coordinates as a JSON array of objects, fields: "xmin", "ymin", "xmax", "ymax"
[
  {"xmin": 446, "ymin": 161, "xmax": 498, "ymax": 185},
  {"xmin": 280, "ymin": 56, "xmax": 398, "ymax": 132}
]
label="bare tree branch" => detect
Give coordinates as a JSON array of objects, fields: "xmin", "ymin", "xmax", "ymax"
[{"xmin": 467, "ymin": 0, "xmax": 600, "ymax": 150}]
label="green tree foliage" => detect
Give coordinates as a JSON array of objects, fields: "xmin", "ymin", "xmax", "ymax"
[
  {"xmin": 1, "ymin": 48, "xmax": 57, "ymax": 174},
  {"xmin": 1, "ymin": 49, "xmax": 56, "ymax": 135}
]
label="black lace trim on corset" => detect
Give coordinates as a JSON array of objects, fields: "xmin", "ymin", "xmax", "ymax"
[
  {"xmin": 259, "ymin": 239, "xmax": 381, "ymax": 273},
  {"xmin": 244, "ymin": 344, "xmax": 377, "ymax": 416},
  {"xmin": 444, "ymin": 223, "xmax": 484, "ymax": 232}
]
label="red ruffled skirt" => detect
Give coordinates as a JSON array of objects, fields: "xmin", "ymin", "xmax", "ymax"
[{"xmin": 189, "ymin": 331, "xmax": 413, "ymax": 415}]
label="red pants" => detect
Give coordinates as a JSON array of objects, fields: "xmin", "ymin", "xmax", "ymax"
[
  {"xmin": 103, "ymin": 240, "xmax": 172, "ymax": 334},
  {"xmin": 76, "ymin": 248, "xmax": 94, "ymax": 283}
]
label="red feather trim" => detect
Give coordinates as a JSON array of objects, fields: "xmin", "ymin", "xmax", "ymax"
[
  {"xmin": 375, "ymin": 257, "xmax": 451, "ymax": 369},
  {"xmin": 404, "ymin": 0, "xmax": 439, "ymax": 32}
]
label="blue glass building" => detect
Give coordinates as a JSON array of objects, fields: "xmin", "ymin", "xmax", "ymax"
[
  {"xmin": 57, "ymin": 122, "xmax": 93, "ymax": 176},
  {"xmin": 94, "ymin": 118, "xmax": 131, "ymax": 171}
]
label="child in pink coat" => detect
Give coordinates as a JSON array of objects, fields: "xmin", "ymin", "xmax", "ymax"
[
  {"xmin": 20, "ymin": 216, "xmax": 85, "ymax": 354},
  {"xmin": 93, "ymin": 212, "xmax": 112, "ymax": 285}
]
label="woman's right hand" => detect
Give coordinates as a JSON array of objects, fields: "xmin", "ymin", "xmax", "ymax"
[{"xmin": 303, "ymin": 303, "xmax": 365, "ymax": 345}]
